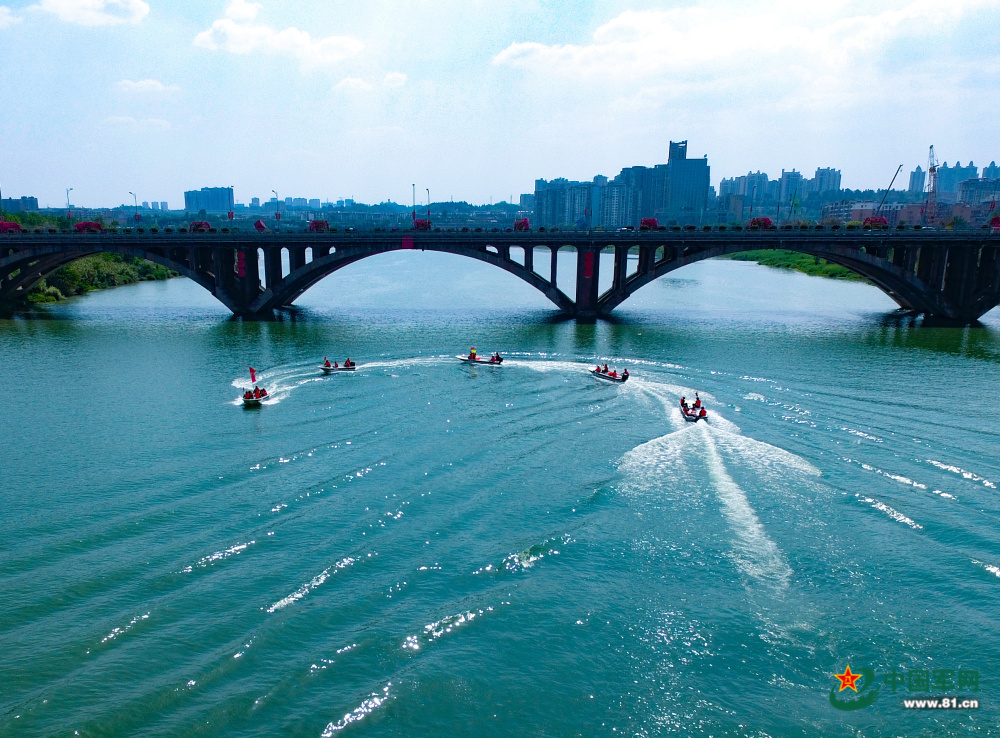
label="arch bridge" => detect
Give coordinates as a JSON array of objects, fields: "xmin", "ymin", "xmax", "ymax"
[{"xmin": 2, "ymin": 228, "xmax": 999, "ymax": 322}]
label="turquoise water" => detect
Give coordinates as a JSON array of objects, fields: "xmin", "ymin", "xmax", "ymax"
[{"xmin": 3, "ymin": 254, "xmax": 1000, "ymax": 736}]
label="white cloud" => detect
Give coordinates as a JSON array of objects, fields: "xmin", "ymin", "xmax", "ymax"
[
  {"xmin": 33, "ymin": 0, "xmax": 149, "ymax": 26},
  {"xmin": 0, "ymin": 6, "xmax": 22, "ymax": 27},
  {"xmin": 335, "ymin": 77, "xmax": 373, "ymax": 92},
  {"xmin": 493, "ymin": 1, "xmax": 999, "ymax": 83},
  {"xmin": 105, "ymin": 115, "xmax": 170, "ymax": 130},
  {"xmin": 195, "ymin": 0, "xmax": 364, "ymax": 70},
  {"xmin": 383, "ymin": 72, "xmax": 407, "ymax": 88},
  {"xmin": 225, "ymin": 0, "xmax": 259, "ymax": 22},
  {"xmin": 115, "ymin": 78, "xmax": 180, "ymax": 93}
]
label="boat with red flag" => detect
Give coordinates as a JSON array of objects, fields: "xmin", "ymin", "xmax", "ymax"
[{"xmin": 240, "ymin": 366, "xmax": 268, "ymax": 406}]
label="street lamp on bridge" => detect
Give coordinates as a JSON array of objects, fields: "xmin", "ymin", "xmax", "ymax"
[
  {"xmin": 272, "ymin": 189, "xmax": 280, "ymax": 223},
  {"xmin": 66, "ymin": 187, "xmax": 73, "ymax": 225},
  {"xmin": 128, "ymin": 191, "xmax": 139, "ymax": 222}
]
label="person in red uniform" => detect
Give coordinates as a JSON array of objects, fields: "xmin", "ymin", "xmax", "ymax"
[
  {"xmin": 469, "ymin": 347, "xmax": 477, "ymax": 360},
  {"xmin": 324, "ymin": 357, "xmax": 331, "ymax": 367},
  {"xmin": 698, "ymin": 407, "xmax": 707, "ymax": 419}
]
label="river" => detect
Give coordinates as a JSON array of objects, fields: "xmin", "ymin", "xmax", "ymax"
[{"xmin": 2, "ymin": 253, "xmax": 999, "ymax": 736}]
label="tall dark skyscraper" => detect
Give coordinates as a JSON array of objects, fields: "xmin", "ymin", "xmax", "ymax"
[
  {"xmin": 533, "ymin": 141, "xmax": 712, "ymax": 227},
  {"xmin": 662, "ymin": 140, "xmax": 710, "ymax": 220}
]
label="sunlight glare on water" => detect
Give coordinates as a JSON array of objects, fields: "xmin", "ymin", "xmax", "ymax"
[{"xmin": 2, "ymin": 256, "xmax": 999, "ymax": 736}]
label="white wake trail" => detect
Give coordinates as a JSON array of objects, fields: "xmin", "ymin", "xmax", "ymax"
[{"xmin": 700, "ymin": 425, "xmax": 794, "ymax": 589}]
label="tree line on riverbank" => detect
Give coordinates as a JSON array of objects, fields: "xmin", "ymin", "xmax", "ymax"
[
  {"xmin": 723, "ymin": 250, "xmax": 867, "ymax": 282},
  {"xmin": 27, "ymin": 254, "xmax": 177, "ymax": 303}
]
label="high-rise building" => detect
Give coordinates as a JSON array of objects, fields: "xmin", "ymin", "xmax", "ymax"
[
  {"xmin": 161, "ymin": 201, "xmax": 168, "ymax": 211},
  {"xmin": 534, "ymin": 141, "xmax": 710, "ymax": 227},
  {"xmin": 936, "ymin": 162, "xmax": 978, "ymax": 195},
  {"xmin": 1, "ymin": 196, "xmax": 39, "ymax": 212},
  {"xmin": 779, "ymin": 169, "xmax": 804, "ymax": 203},
  {"xmin": 309, "ymin": 199, "xmax": 321, "ymax": 209},
  {"xmin": 908, "ymin": 166, "xmax": 926, "ymax": 194},
  {"xmin": 151, "ymin": 202, "xmax": 160, "ymax": 210},
  {"xmin": 534, "ymin": 177, "xmax": 599, "ymax": 227},
  {"xmin": 519, "ymin": 193, "xmax": 535, "ymax": 209},
  {"xmin": 722, "ymin": 171, "xmax": 774, "ymax": 202},
  {"xmin": 958, "ymin": 178, "xmax": 1000, "ymax": 205},
  {"xmin": 251, "ymin": 197, "xmax": 261, "ymax": 208},
  {"xmin": 615, "ymin": 165, "xmax": 657, "ymax": 223},
  {"xmin": 599, "ymin": 178, "xmax": 632, "ymax": 229},
  {"xmin": 810, "ymin": 167, "xmax": 841, "ymax": 194},
  {"xmin": 983, "ymin": 162, "xmax": 1000, "ymax": 179},
  {"xmin": 142, "ymin": 201, "xmax": 150, "ymax": 209},
  {"xmin": 718, "ymin": 177, "xmax": 739, "ymax": 198},
  {"xmin": 184, "ymin": 187, "xmax": 233, "ymax": 212},
  {"xmin": 661, "ymin": 141, "xmax": 710, "ymax": 220}
]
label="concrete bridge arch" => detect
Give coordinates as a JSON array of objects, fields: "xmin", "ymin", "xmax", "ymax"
[
  {"xmin": 249, "ymin": 241, "xmax": 575, "ymax": 314},
  {"xmin": 3, "ymin": 230, "xmax": 998, "ymax": 323},
  {"xmin": 0, "ymin": 241, "xmax": 225, "ymax": 309}
]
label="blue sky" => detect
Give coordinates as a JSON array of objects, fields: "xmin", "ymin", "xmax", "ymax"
[{"xmin": 1, "ymin": 0, "xmax": 998, "ymax": 208}]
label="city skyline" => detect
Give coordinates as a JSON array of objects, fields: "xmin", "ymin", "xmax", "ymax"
[
  {"xmin": 10, "ymin": 153, "xmax": 997, "ymax": 214},
  {"xmin": 2, "ymin": 0, "xmax": 999, "ymax": 208}
]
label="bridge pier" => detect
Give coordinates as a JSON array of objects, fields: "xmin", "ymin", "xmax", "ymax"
[
  {"xmin": 574, "ymin": 245, "xmax": 601, "ymax": 319},
  {"xmin": 944, "ymin": 248, "xmax": 975, "ymax": 307},
  {"xmin": 266, "ymin": 248, "xmax": 282, "ymax": 290},
  {"xmin": 979, "ymin": 247, "xmax": 1000, "ymax": 293}
]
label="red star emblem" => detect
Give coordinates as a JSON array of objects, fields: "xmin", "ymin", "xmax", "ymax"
[{"xmin": 834, "ymin": 665, "xmax": 862, "ymax": 692}]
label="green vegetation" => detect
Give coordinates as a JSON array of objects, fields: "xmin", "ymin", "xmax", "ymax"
[
  {"xmin": 725, "ymin": 250, "xmax": 868, "ymax": 282},
  {"xmin": 25, "ymin": 254, "xmax": 176, "ymax": 303}
]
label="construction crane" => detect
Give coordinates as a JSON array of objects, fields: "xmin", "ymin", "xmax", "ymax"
[
  {"xmin": 866, "ymin": 164, "xmax": 903, "ymax": 228},
  {"xmin": 925, "ymin": 145, "xmax": 938, "ymax": 226}
]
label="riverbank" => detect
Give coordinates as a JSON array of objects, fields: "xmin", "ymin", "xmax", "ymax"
[
  {"xmin": 25, "ymin": 253, "xmax": 177, "ymax": 303},
  {"xmin": 724, "ymin": 249, "xmax": 867, "ymax": 281}
]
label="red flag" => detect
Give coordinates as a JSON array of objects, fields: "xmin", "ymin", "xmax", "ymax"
[{"xmin": 249, "ymin": 367, "xmax": 256, "ymax": 383}]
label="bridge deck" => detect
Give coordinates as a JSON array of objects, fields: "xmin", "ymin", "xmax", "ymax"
[{"xmin": 2, "ymin": 228, "xmax": 998, "ymax": 322}]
